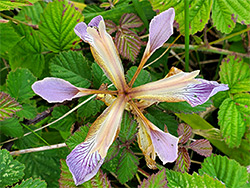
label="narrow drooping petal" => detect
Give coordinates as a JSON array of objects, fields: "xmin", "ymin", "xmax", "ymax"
[
  {"xmin": 74, "ymin": 17, "xmax": 127, "ymax": 91},
  {"xmin": 143, "ymin": 8, "xmax": 175, "ymax": 58},
  {"xmin": 129, "ymin": 70, "xmax": 229, "ymax": 107},
  {"xmin": 66, "ymin": 95, "xmax": 126, "ymax": 185},
  {"xmin": 32, "ymin": 78, "xmax": 92, "ymax": 103}
]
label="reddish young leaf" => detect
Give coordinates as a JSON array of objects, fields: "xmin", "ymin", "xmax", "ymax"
[
  {"xmin": 120, "ymin": 13, "xmax": 143, "ymax": 29},
  {"xmin": 139, "ymin": 169, "xmax": 167, "ymax": 188},
  {"xmin": 175, "ymin": 146, "xmax": 191, "ymax": 173},
  {"xmin": 115, "ymin": 28, "xmax": 141, "ymax": 62},
  {"xmin": 189, "ymin": 139, "xmax": 212, "ymax": 157},
  {"xmin": 177, "ymin": 123, "xmax": 192, "ymax": 144},
  {"xmin": 105, "ymin": 20, "xmax": 117, "ymax": 34}
]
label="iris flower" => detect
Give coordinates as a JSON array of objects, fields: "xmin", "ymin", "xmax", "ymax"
[{"xmin": 32, "ymin": 8, "xmax": 228, "ymax": 185}]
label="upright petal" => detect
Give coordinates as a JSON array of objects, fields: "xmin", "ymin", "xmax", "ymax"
[
  {"xmin": 129, "ymin": 70, "xmax": 229, "ymax": 107},
  {"xmin": 66, "ymin": 95, "xmax": 126, "ymax": 185},
  {"xmin": 32, "ymin": 77, "xmax": 93, "ymax": 103}
]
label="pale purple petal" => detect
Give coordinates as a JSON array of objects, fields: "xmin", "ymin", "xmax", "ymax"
[
  {"xmin": 146, "ymin": 8, "xmax": 175, "ymax": 55},
  {"xmin": 88, "ymin": 15, "xmax": 103, "ymax": 27},
  {"xmin": 32, "ymin": 77, "xmax": 85, "ymax": 103},
  {"xmin": 66, "ymin": 142, "xmax": 104, "ymax": 185},
  {"xmin": 150, "ymin": 129, "xmax": 179, "ymax": 164}
]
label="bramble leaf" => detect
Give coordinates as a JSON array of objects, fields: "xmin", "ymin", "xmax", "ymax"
[
  {"xmin": 105, "ymin": 20, "xmax": 117, "ymax": 34},
  {"xmin": 0, "ymin": 149, "xmax": 25, "ymax": 187},
  {"xmin": 234, "ymin": 93, "xmax": 250, "ymax": 124},
  {"xmin": 175, "ymin": 147, "xmax": 191, "ymax": 173},
  {"xmin": 0, "ymin": 0, "xmax": 34, "ymax": 11},
  {"xmin": 0, "ymin": 92, "xmax": 22, "ymax": 121},
  {"xmin": 126, "ymin": 66, "xmax": 151, "ymax": 87},
  {"xmin": 0, "ymin": 118, "xmax": 24, "ymax": 137},
  {"xmin": 50, "ymin": 51, "xmax": 91, "ymax": 88},
  {"xmin": 177, "ymin": 123, "xmax": 192, "ymax": 144},
  {"xmin": 139, "ymin": 169, "xmax": 167, "ymax": 188},
  {"xmin": 120, "ymin": 13, "xmax": 143, "ymax": 29},
  {"xmin": 92, "ymin": 63, "xmax": 111, "ymax": 88},
  {"xmin": 16, "ymin": 103, "xmax": 37, "ymax": 120},
  {"xmin": 189, "ymin": 139, "xmax": 212, "ymax": 157},
  {"xmin": 66, "ymin": 126, "xmax": 89, "ymax": 150},
  {"xmin": 14, "ymin": 178, "xmax": 47, "ymax": 188},
  {"xmin": 39, "ymin": 0, "xmax": 83, "ymax": 52},
  {"xmin": 199, "ymin": 155, "xmax": 249, "ymax": 188}
]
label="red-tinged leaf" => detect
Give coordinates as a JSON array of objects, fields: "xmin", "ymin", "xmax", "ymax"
[
  {"xmin": 115, "ymin": 28, "xmax": 141, "ymax": 62},
  {"xmin": 0, "ymin": 92, "xmax": 22, "ymax": 121},
  {"xmin": 139, "ymin": 169, "xmax": 167, "ymax": 188},
  {"xmin": 189, "ymin": 139, "xmax": 212, "ymax": 157},
  {"xmin": 175, "ymin": 146, "xmax": 191, "ymax": 173},
  {"xmin": 119, "ymin": 13, "xmax": 143, "ymax": 29},
  {"xmin": 105, "ymin": 20, "xmax": 117, "ymax": 34},
  {"xmin": 177, "ymin": 123, "xmax": 192, "ymax": 144}
]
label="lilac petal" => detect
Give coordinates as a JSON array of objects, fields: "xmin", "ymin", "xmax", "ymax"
[
  {"xmin": 145, "ymin": 8, "xmax": 175, "ymax": 56},
  {"xmin": 32, "ymin": 77, "xmax": 86, "ymax": 103},
  {"xmin": 88, "ymin": 15, "xmax": 103, "ymax": 27},
  {"xmin": 150, "ymin": 128, "xmax": 179, "ymax": 164},
  {"xmin": 66, "ymin": 142, "xmax": 104, "ymax": 185}
]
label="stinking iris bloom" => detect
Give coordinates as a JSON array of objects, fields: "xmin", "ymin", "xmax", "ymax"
[{"xmin": 32, "ymin": 8, "xmax": 229, "ymax": 185}]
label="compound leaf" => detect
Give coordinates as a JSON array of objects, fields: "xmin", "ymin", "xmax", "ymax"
[{"xmin": 175, "ymin": 147, "xmax": 191, "ymax": 173}]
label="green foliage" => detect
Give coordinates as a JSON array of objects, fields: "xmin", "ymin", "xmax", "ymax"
[
  {"xmin": 50, "ymin": 51, "xmax": 91, "ymax": 88},
  {"xmin": 0, "ymin": 118, "xmax": 24, "ymax": 137},
  {"xmin": 199, "ymin": 155, "xmax": 249, "ymax": 188},
  {"xmin": 92, "ymin": 63, "xmax": 111, "ymax": 88},
  {"xmin": 14, "ymin": 178, "xmax": 47, "ymax": 188},
  {"xmin": 66, "ymin": 126, "xmax": 89, "ymax": 150},
  {"xmin": 0, "ymin": 92, "xmax": 22, "ymax": 121},
  {"xmin": 139, "ymin": 170, "xmax": 167, "ymax": 188},
  {"xmin": 0, "ymin": 149, "xmax": 25, "ymax": 187},
  {"xmin": 126, "ymin": 66, "xmax": 151, "ymax": 87},
  {"xmin": 39, "ymin": 0, "xmax": 83, "ymax": 52},
  {"xmin": 16, "ymin": 103, "xmax": 37, "ymax": 120},
  {"xmin": 77, "ymin": 97, "xmax": 104, "ymax": 118},
  {"xmin": 166, "ymin": 170, "xmax": 226, "ymax": 188},
  {"xmin": 0, "ymin": 0, "xmax": 36, "ymax": 11}
]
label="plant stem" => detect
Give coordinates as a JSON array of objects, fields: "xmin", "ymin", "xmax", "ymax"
[
  {"xmin": 137, "ymin": 167, "xmax": 150, "ymax": 178},
  {"xmin": 184, "ymin": 0, "xmax": 190, "ymax": 71},
  {"xmin": 10, "ymin": 143, "xmax": 67, "ymax": 155}
]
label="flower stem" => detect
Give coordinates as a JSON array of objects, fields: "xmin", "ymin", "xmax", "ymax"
[{"xmin": 184, "ymin": 0, "xmax": 190, "ymax": 71}]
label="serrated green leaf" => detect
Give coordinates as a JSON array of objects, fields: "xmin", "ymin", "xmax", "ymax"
[
  {"xmin": 234, "ymin": 93, "xmax": 250, "ymax": 124},
  {"xmin": 50, "ymin": 105, "xmax": 76, "ymax": 132},
  {"xmin": 59, "ymin": 159, "xmax": 111, "ymax": 187},
  {"xmin": 126, "ymin": 66, "xmax": 151, "ymax": 87},
  {"xmin": 150, "ymin": 0, "xmax": 212, "ymax": 35},
  {"xmin": 139, "ymin": 169, "xmax": 167, "ymax": 188},
  {"xmin": 9, "ymin": 23, "xmax": 45, "ymax": 77},
  {"xmin": 0, "ymin": 0, "xmax": 33, "ymax": 11},
  {"xmin": 166, "ymin": 170, "xmax": 225, "ymax": 188},
  {"xmin": 17, "ymin": 149, "xmax": 63, "ymax": 187},
  {"xmin": 14, "ymin": 178, "xmax": 47, "ymax": 188},
  {"xmin": 175, "ymin": 147, "xmax": 191, "ymax": 173},
  {"xmin": 0, "ymin": 149, "xmax": 25, "ymax": 187},
  {"xmin": 199, "ymin": 155, "xmax": 248, "ymax": 188},
  {"xmin": 212, "ymin": 0, "xmax": 250, "ymax": 33},
  {"xmin": 6, "ymin": 68, "xmax": 36, "ymax": 103},
  {"xmin": 66, "ymin": 126, "xmax": 89, "ymax": 150},
  {"xmin": 119, "ymin": 111, "xmax": 137, "ymax": 143},
  {"xmin": 91, "ymin": 63, "xmax": 111, "ymax": 89},
  {"xmin": 50, "ymin": 51, "xmax": 91, "ymax": 88},
  {"xmin": 14, "ymin": 1, "xmax": 45, "ymax": 25},
  {"xmin": 115, "ymin": 28, "xmax": 141, "ymax": 62},
  {"xmin": 0, "ymin": 118, "xmax": 24, "ymax": 137},
  {"xmin": 218, "ymin": 98, "xmax": 245, "ymax": 147},
  {"xmin": 77, "ymin": 97, "xmax": 104, "ymax": 118},
  {"xmin": 159, "ymin": 100, "xmax": 212, "ymax": 114},
  {"xmin": 212, "ymin": 91, "xmax": 228, "ymax": 108},
  {"xmin": 16, "ymin": 103, "xmax": 37, "ymax": 120},
  {"xmin": 0, "ymin": 92, "xmax": 22, "ymax": 121},
  {"xmin": 39, "ymin": 0, "xmax": 83, "ymax": 52},
  {"xmin": 0, "ymin": 22, "xmax": 22, "ymax": 57},
  {"xmin": 219, "ymin": 56, "xmax": 250, "ymax": 93},
  {"xmin": 116, "ymin": 149, "xmax": 139, "ymax": 184}
]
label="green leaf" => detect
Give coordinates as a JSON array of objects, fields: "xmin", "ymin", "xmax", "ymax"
[
  {"xmin": 212, "ymin": 0, "xmax": 250, "ymax": 33},
  {"xmin": 116, "ymin": 149, "xmax": 139, "ymax": 184},
  {"xmin": 91, "ymin": 63, "xmax": 111, "ymax": 89},
  {"xmin": 150, "ymin": 0, "xmax": 213, "ymax": 34},
  {"xmin": 9, "ymin": 23, "xmax": 45, "ymax": 77},
  {"xmin": 77, "ymin": 97, "xmax": 104, "ymax": 118},
  {"xmin": 59, "ymin": 160, "xmax": 111, "ymax": 187},
  {"xmin": 14, "ymin": 178, "xmax": 47, "ymax": 188},
  {"xmin": 119, "ymin": 111, "xmax": 137, "ymax": 143},
  {"xmin": 39, "ymin": 0, "xmax": 83, "ymax": 52},
  {"xmin": 50, "ymin": 106, "xmax": 76, "ymax": 132},
  {"xmin": 166, "ymin": 170, "xmax": 226, "ymax": 188},
  {"xmin": 0, "ymin": 0, "xmax": 33, "ymax": 11},
  {"xmin": 220, "ymin": 55, "xmax": 250, "ymax": 93},
  {"xmin": 139, "ymin": 169, "xmax": 167, "ymax": 188},
  {"xmin": 17, "ymin": 149, "xmax": 64, "ymax": 187},
  {"xmin": 126, "ymin": 66, "xmax": 151, "ymax": 87},
  {"xmin": 6, "ymin": 68, "xmax": 36, "ymax": 103},
  {"xmin": 0, "ymin": 118, "xmax": 24, "ymax": 137},
  {"xmin": 0, "ymin": 92, "xmax": 22, "ymax": 121},
  {"xmin": 16, "ymin": 103, "xmax": 37, "ymax": 120},
  {"xmin": 0, "ymin": 22, "xmax": 22, "ymax": 57},
  {"xmin": 0, "ymin": 149, "xmax": 25, "ymax": 187},
  {"xmin": 159, "ymin": 100, "xmax": 212, "ymax": 114},
  {"xmin": 218, "ymin": 98, "xmax": 245, "ymax": 147},
  {"xmin": 199, "ymin": 155, "xmax": 249, "ymax": 188},
  {"xmin": 66, "ymin": 126, "xmax": 89, "ymax": 150},
  {"xmin": 50, "ymin": 51, "xmax": 91, "ymax": 88},
  {"xmin": 175, "ymin": 147, "xmax": 191, "ymax": 173},
  {"xmin": 234, "ymin": 93, "xmax": 250, "ymax": 124}
]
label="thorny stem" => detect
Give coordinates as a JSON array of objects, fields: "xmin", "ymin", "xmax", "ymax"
[{"xmin": 137, "ymin": 167, "xmax": 150, "ymax": 178}]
